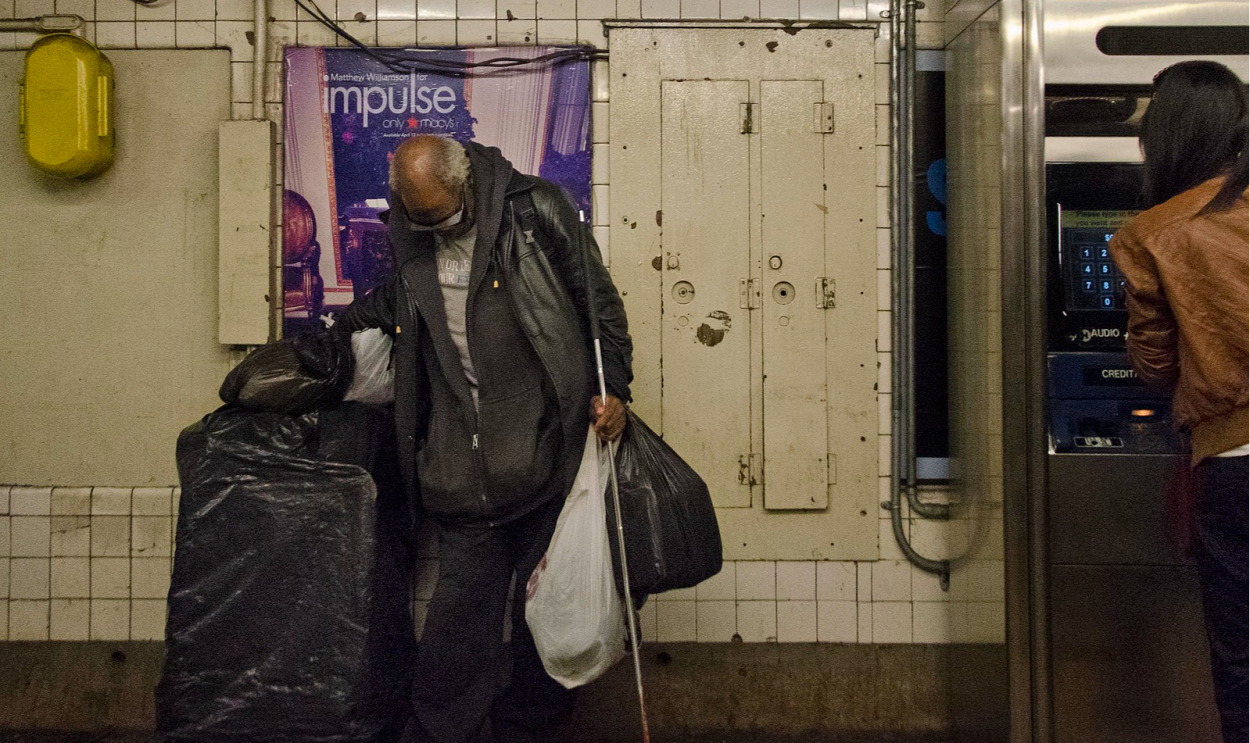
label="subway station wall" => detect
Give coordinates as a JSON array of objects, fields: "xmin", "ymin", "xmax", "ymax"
[{"xmin": 0, "ymin": 0, "xmax": 1006, "ymax": 645}]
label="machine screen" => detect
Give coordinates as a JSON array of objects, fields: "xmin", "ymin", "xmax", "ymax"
[{"xmin": 1060, "ymin": 210, "xmax": 1137, "ymax": 311}]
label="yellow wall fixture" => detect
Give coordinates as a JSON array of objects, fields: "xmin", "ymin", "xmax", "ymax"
[{"xmin": 20, "ymin": 33, "xmax": 115, "ymax": 178}]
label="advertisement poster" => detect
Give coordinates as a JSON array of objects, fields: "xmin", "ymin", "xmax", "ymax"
[{"xmin": 282, "ymin": 47, "xmax": 592, "ymax": 335}]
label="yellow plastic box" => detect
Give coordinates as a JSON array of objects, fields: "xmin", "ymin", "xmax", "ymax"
[{"xmin": 20, "ymin": 33, "xmax": 115, "ymax": 179}]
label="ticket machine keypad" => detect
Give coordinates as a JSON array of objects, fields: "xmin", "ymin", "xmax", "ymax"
[{"xmin": 1068, "ymin": 232, "xmax": 1127, "ymax": 311}]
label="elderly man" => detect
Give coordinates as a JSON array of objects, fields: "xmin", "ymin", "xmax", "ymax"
[{"xmin": 335, "ymin": 134, "xmax": 632, "ymax": 743}]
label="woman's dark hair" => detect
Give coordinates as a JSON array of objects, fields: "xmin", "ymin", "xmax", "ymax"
[{"xmin": 1140, "ymin": 60, "xmax": 1248, "ymax": 211}]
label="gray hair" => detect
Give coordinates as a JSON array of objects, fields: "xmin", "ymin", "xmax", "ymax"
[{"xmin": 388, "ymin": 135, "xmax": 470, "ymax": 193}]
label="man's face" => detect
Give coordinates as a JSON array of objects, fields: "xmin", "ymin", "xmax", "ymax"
[{"xmin": 399, "ymin": 180, "xmax": 463, "ymax": 230}]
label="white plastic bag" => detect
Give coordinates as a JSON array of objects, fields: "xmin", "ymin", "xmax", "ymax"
[
  {"xmin": 525, "ymin": 427, "xmax": 626, "ymax": 689},
  {"xmin": 343, "ymin": 329, "xmax": 395, "ymax": 405}
]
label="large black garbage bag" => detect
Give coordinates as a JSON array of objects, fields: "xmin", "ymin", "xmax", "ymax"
[
  {"xmin": 158, "ymin": 403, "xmax": 414, "ymax": 743},
  {"xmin": 606, "ymin": 411, "xmax": 723, "ymax": 596},
  {"xmin": 218, "ymin": 333, "xmax": 354, "ymax": 415}
]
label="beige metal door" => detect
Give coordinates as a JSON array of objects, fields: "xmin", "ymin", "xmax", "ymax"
[
  {"xmin": 660, "ymin": 80, "xmax": 753, "ymax": 509},
  {"xmin": 760, "ymin": 80, "xmax": 830, "ymax": 510}
]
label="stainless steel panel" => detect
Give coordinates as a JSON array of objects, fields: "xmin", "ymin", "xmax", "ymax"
[
  {"xmin": 1047, "ymin": 454, "xmax": 1187, "ymax": 566},
  {"xmin": 1044, "ymin": 0, "xmax": 1249, "ymax": 85},
  {"xmin": 1050, "ymin": 564, "xmax": 1221, "ymax": 743}
]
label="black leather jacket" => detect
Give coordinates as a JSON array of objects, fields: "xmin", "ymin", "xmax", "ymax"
[{"xmin": 336, "ymin": 142, "xmax": 632, "ymax": 524}]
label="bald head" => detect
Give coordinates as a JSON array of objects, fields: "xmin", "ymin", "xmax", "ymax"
[{"xmin": 389, "ymin": 135, "xmax": 471, "ymax": 227}]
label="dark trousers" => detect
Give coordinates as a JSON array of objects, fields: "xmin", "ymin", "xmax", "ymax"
[
  {"xmin": 1195, "ymin": 455, "xmax": 1249, "ymax": 743},
  {"xmin": 403, "ymin": 495, "xmax": 575, "ymax": 743}
]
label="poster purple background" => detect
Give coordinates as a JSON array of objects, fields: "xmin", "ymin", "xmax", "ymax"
[{"xmin": 282, "ymin": 46, "xmax": 592, "ymax": 335}]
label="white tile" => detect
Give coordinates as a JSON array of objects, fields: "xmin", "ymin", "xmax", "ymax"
[
  {"xmin": 592, "ymin": 101, "xmax": 608, "ymax": 142},
  {"xmin": 965, "ymin": 601, "xmax": 1005, "ymax": 643},
  {"xmin": 51, "ymin": 558, "xmax": 90, "ymax": 598},
  {"xmin": 417, "ymin": 0, "xmax": 455, "ymax": 18},
  {"xmin": 217, "ymin": 19, "xmax": 253, "ymax": 59},
  {"xmin": 417, "ymin": 19, "xmax": 456, "ymax": 44},
  {"xmin": 11, "ymin": 517, "xmax": 49, "ymax": 557},
  {"xmin": 817, "ymin": 600, "xmax": 857, "ymax": 643},
  {"xmin": 91, "ymin": 516, "xmax": 130, "ymax": 557},
  {"xmin": 131, "ymin": 599, "xmax": 167, "ymax": 640},
  {"xmin": 10, "ymin": 487, "xmax": 51, "ymax": 516},
  {"xmin": 268, "ymin": 20, "xmax": 297, "ymax": 58},
  {"xmin": 131, "ymin": 517, "xmax": 172, "ymax": 557},
  {"xmin": 9, "ymin": 600, "xmax": 49, "ymax": 641},
  {"xmin": 592, "ymin": 58, "xmax": 608, "ymax": 101},
  {"xmin": 736, "ymin": 561, "xmax": 775, "ymax": 600},
  {"xmin": 459, "ymin": 0, "xmax": 495, "ymax": 17},
  {"xmin": 535, "ymin": 0, "xmax": 573, "ymax": 17},
  {"xmin": 877, "ymin": 228, "xmax": 891, "ymax": 270},
  {"xmin": 340, "ymin": 0, "xmax": 376, "ymax": 19},
  {"xmin": 639, "ymin": 0, "xmax": 676, "ymax": 16},
  {"xmin": 912, "ymin": 601, "xmax": 951, "ymax": 644},
  {"xmin": 577, "ymin": 19, "xmax": 604, "ymax": 48},
  {"xmin": 216, "ymin": 0, "xmax": 253, "ymax": 19},
  {"xmin": 655, "ymin": 586, "xmax": 695, "ymax": 601},
  {"xmin": 0, "ymin": 33, "xmax": 11, "ymax": 53},
  {"xmin": 578, "ymin": 0, "xmax": 612, "ymax": 16},
  {"xmin": 137, "ymin": 0, "xmax": 176, "ymax": 20},
  {"xmin": 536, "ymin": 18, "xmax": 575, "ymax": 43},
  {"xmin": 10, "ymin": 559, "xmax": 49, "ymax": 599},
  {"xmin": 137, "ymin": 20, "xmax": 177, "ymax": 46},
  {"xmin": 176, "ymin": 0, "xmax": 215, "ymax": 19},
  {"xmin": 0, "ymin": 599, "xmax": 7, "ymax": 639},
  {"xmin": 776, "ymin": 562, "xmax": 815, "ymax": 601},
  {"xmin": 14, "ymin": 0, "xmax": 50, "ymax": 13},
  {"xmin": 816, "ymin": 561, "xmax": 856, "ymax": 602},
  {"xmin": 91, "ymin": 600, "xmax": 130, "ymax": 641},
  {"xmin": 962, "ymin": 559, "xmax": 1005, "ymax": 601},
  {"xmin": 695, "ymin": 562, "xmax": 734, "ymax": 601},
  {"xmin": 856, "ymin": 562, "xmax": 872, "ymax": 602},
  {"xmin": 50, "ymin": 516, "xmax": 90, "ymax": 557},
  {"xmin": 735, "ymin": 601, "xmax": 776, "ymax": 642},
  {"xmin": 872, "ymin": 559, "xmax": 912, "ymax": 602},
  {"xmin": 656, "ymin": 600, "xmax": 696, "ymax": 642},
  {"xmin": 51, "ymin": 488, "xmax": 92, "ymax": 516},
  {"xmin": 494, "ymin": 17, "xmax": 533, "ymax": 42},
  {"xmin": 591, "ymin": 142, "xmax": 610, "ymax": 185},
  {"xmin": 680, "ymin": 0, "xmax": 716, "ymax": 15},
  {"xmin": 499, "ymin": 0, "xmax": 534, "ymax": 18},
  {"xmin": 838, "ymin": 0, "xmax": 865, "ymax": 19},
  {"xmin": 378, "ymin": 18, "xmax": 417, "ymax": 44},
  {"xmin": 797, "ymin": 0, "xmax": 834, "ymax": 18},
  {"xmin": 0, "ymin": 559, "xmax": 8, "ymax": 599},
  {"xmin": 911, "ymin": 563, "xmax": 950, "ymax": 603},
  {"xmin": 91, "ymin": 487, "xmax": 130, "ymax": 516},
  {"xmin": 91, "ymin": 558, "xmax": 130, "ymax": 598},
  {"xmin": 720, "ymin": 0, "xmax": 755, "ymax": 18},
  {"xmin": 95, "ymin": 0, "xmax": 135, "ymax": 20},
  {"xmin": 0, "ymin": 487, "xmax": 8, "ymax": 515},
  {"xmin": 232, "ymin": 60, "xmax": 255, "ymax": 102},
  {"xmin": 296, "ymin": 17, "xmax": 338, "ymax": 44},
  {"xmin": 50, "ymin": 598, "xmax": 89, "ymax": 640},
  {"xmin": 132, "ymin": 558, "xmax": 172, "ymax": 599},
  {"xmin": 638, "ymin": 599, "xmax": 657, "ymax": 642},
  {"xmin": 757, "ymin": 0, "xmax": 795, "ymax": 17},
  {"xmin": 777, "ymin": 601, "xmax": 816, "ymax": 642},
  {"xmin": 176, "ymin": 20, "xmax": 217, "ymax": 46},
  {"xmin": 131, "ymin": 488, "xmax": 173, "ymax": 517},
  {"xmin": 695, "ymin": 600, "xmax": 736, "ymax": 642},
  {"xmin": 875, "ymin": 103, "xmax": 890, "ymax": 145},
  {"xmin": 96, "ymin": 20, "xmax": 137, "ymax": 47},
  {"xmin": 0, "ymin": 518, "xmax": 7, "ymax": 555},
  {"xmin": 856, "ymin": 601, "xmax": 872, "ymax": 642},
  {"xmin": 878, "ymin": 517, "xmax": 906, "ymax": 561},
  {"xmin": 457, "ymin": 19, "xmax": 495, "ymax": 44},
  {"xmin": 615, "ymin": 0, "xmax": 640, "ymax": 16},
  {"xmin": 14, "ymin": 29, "xmax": 39, "ymax": 48},
  {"xmin": 872, "ymin": 601, "xmax": 912, "ymax": 643}
]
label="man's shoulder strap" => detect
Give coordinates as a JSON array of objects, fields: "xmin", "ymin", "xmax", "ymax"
[{"xmin": 513, "ymin": 189, "xmax": 541, "ymax": 247}]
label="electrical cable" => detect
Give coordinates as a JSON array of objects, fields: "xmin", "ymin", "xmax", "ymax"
[{"xmin": 292, "ymin": 0, "xmax": 605, "ymax": 76}]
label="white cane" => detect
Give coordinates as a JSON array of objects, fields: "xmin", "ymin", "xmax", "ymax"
[{"xmin": 577, "ymin": 210, "xmax": 651, "ymax": 743}]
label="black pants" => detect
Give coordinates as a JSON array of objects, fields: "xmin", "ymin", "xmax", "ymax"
[
  {"xmin": 403, "ymin": 496, "xmax": 575, "ymax": 743},
  {"xmin": 1195, "ymin": 455, "xmax": 1249, "ymax": 743}
]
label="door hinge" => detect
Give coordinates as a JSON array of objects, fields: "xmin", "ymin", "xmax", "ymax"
[
  {"xmin": 739, "ymin": 278, "xmax": 761, "ymax": 309},
  {"xmin": 738, "ymin": 453, "xmax": 762, "ymax": 486},
  {"xmin": 740, "ymin": 102, "xmax": 757, "ymax": 134},
  {"xmin": 815, "ymin": 277, "xmax": 835, "ymax": 308},
  {"xmin": 814, "ymin": 102, "xmax": 834, "ymax": 133}
]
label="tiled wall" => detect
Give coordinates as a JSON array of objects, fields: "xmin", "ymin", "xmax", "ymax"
[{"xmin": 0, "ymin": 0, "xmax": 1005, "ymax": 645}]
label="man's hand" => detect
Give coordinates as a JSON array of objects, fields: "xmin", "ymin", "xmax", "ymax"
[{"xmin": 591, "ymin": 395, "xmax": 627, "ymax": 442}]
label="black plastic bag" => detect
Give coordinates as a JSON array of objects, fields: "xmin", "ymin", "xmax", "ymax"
[
  {"xmin": 219, "ymin": 333, "xmax": 355, "ymax": 415},
  {"xmin": 158, "ymin": 403, "xmax": 414, "ymax": 743},
  {"xmin": 606, "ymin": 411, "xmax": 723, "ymax": 596}
]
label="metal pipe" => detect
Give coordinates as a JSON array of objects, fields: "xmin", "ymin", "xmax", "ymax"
[{"xmin": 0, "ymin": 14, "xmax": 83, "ymax": 32}]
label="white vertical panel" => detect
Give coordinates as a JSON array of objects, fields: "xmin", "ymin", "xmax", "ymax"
[
  {"xmin": 760, "ymin": 79, "xmax": 829, "ymax": 510},
  {"xmin": 218, "ymin": 119, "xmax": 274, "ymax": 345},
  {"xmin": 660, "ymin": 79, "xmax": 753, "ymax": 509}
]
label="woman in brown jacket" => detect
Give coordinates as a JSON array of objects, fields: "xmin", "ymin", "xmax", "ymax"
[{"xmin": 1109, "ymin": 60, "xmax": 1248, "ymax": 743}]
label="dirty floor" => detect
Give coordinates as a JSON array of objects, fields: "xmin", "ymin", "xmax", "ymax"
[{"xmin": 0, "ymin": 734, "xmax": 953, "ymax": 743}]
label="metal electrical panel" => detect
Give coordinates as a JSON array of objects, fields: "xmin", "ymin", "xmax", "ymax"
[
  {"xmin": 660, "ymin": 79, "xmax": 753, "ymax": 509},
  {"xmin": 610, "ymin": 28, "xmax": 878, "ymax": 560},
  {"xmin": 218, "ymin": 119, "xmax": 275, "ymax": 345}
]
